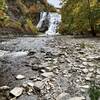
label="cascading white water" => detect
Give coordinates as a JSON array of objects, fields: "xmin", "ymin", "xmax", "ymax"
[
  {"xmin": 37, "ymin": 12, "xmax": 61, "ymax": 36},
  {"xmin": 37, "ymin": 12, "xmax": 48, "ymax": 28},
  {"xmin": 45, "ymin": 13, "xmax": 61, "ymax": 35}
]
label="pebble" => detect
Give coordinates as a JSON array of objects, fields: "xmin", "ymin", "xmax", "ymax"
[
  {"xmin": 82, "ymin": 62, "xmax": 88, "ymax": 66},
  {"xmin": 79, "ymin": 65, "xmax": 86, "ymax": 69},
  {"xmin": 34, "ymin": 81, "xmax": 44, "ymax": 89},
  {"xmin": 0, "ymin": 86, "xmax": 10, "ymax": 90},
  {"xmin": 82, "ymin": 69, "xmax": 88, "ymax": 73},
  {"xmin": 56, "ymin": 92, "xmax": 70, "ymax": 100},
  {"xmin": 41, "ymin": 72, "xmax": 54, "ymax": 78},
  {"xmin": 85, "ymin": 77, "xmax": 91, "ymax": 81},
  {"xmin": 16, "ymin": 75, "xmax": 25, "ymax": 80},
  {"xmin": 88, "ymin": 62, "xmax": 94, "ymax": 67},
  {"xmin": 17, "ymin": 95, "xmax": 37, "ymax": 100},
  {"xmin": 80, "ymin": 58, "xmax": 87, "ymax": 61},
  {"xmin": 10, "ymin": 87, "xmax": 24, "ymax": 97},
  {"xmin": 10, "ymin": 97, "xmax": 16, "ymax": 100},
  {"xmin": 97, "ymin": 69, "xmax": 100, "ymax": 74},
  {"xmin": 80, "ymin": 85, "xmax": 90, "ymax": 89},
  {"xmin": 27, "ymin": 82, "xmax": 34, "ymax": 87},
  {"xmin": 87, "ymin": 55, "xmax": 100, "ymax": 60},
  {"xmin": 96, "ymin": 75, "xmax": 100, "ymax": 79},
  {"xmin": 68, "ymin": 96, "xmax": 85, "ymax": 100},
  {"xmin": 89, "ymin": 68, "xmax": 94, "ymax": 72}
]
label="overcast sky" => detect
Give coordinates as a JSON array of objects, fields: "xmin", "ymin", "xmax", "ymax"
[{"xmin": 47, "ymin": 0, "xmax": 62, "ymax": 8}]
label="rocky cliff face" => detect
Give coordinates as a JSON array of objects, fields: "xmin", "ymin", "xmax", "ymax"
[{"xmin": 0, "ymin": 0, "xmax": 48, "ymax": 35}]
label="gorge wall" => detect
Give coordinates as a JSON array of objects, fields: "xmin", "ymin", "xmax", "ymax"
[{"xmin": 0, "ymin": 0, "xmax": 49, "ymax": 35}]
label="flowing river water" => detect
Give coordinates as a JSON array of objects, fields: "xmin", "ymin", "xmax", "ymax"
[{"xmin": 37, "ymin": 12, "xmax": 61, "ymax": 36}]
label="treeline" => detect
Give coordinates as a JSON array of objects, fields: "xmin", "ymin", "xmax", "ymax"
[{"xmin": 59, "ymin": 0, "xmax": 100, "ymax": 36}]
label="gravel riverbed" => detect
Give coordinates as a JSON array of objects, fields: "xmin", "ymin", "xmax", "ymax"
[{"xmin": 0, "ymin": 36, "xmax": 100, "ymax": 100}]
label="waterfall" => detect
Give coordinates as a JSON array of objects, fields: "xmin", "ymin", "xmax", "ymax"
[
  {"xmin": 37, "ymin": 12, "xmax": 48, "ymax": 28},
  {"xmin": 45, "ymin": 13, "xmax": 61, "ymax": 35},
  {"xmin": 37, "ymin": 12, "xmax": 61, "ymax": 36}
]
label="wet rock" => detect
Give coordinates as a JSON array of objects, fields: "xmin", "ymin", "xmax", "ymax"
[
  {"xmin": 56, "ymin": 93, "xmax": 70, "ymax": 100},
  {"xmin": 29, "ymin": 77, "xmax": 42, "ymax": 81},
  {"xmin": 80, "ymin": 88, "xmax": 86, "ymax": 93},
  {"xmin": 85, "ymin": 77, "xmax": 91, "ymax": 81},
  {"xmin": 17, "ymin": 95, "xmax": 37, "ymax": 100},
  {"xmin": 46, "ymin": 66, "xmax": 58, "ymax": 71},
  {"xmin": 89, "ymin": 68, "xmax": 94, "ymax": 72},
  {"xmin": 0, "ymin": 86, "xmax": 10, "ymax": 91},
  {"xmin": 80, "ymin": 58, "xmax": 87, "ymax": 61},
  {"xmin": 41, "ymin": 72, "xmax": 54, "ymax": 78},
  {"xmin": 10, "ymin": 97, "xmax": 16, "ymax": 100},
  {"xmin": 33, "ymin": 86, "xmax": 41, "ymax": 95},
  {"xmin": 96, "ymin": 75, "xmax": 100, "ymax": 79},
  {"xmin": 82, "ymin": 69, "xmax": 88, "ymax": 73},
  {"xmin": 87, "ymin": 55, "xmax": 100, "ymax": 60},
  {"xmin": 82, "ymin": 62, "xmax": 88, "ymax": 66},
  {"xmin": 39, "ymin": 17, "xmax": 49, "ymax": 32},
  {"xmin": 40, "ymin": 48, "xmax": 45, "ymax": 53},
  {"xmin": 45, "ymin": 52, "xmax": 53, "ymax": 58},
  {"xmin": 85, "ymin": 73, "xmax": 92, "ymax": 81},
  {"xmin": 65, "ymin": 58, "xmax": 71, "ymax": 63},
  {"xmin": 58, "ymin": 57, "xmax": 65, "ymax": 63},
  {"xmin": 22, "ymin": 83, "xmax": 28, "ymax": 88},
  {"xmin": 40, "ymin": 69, "xmax": 46, "ymax": 73},
  {"xmin": 68, "ymin": 96, "xmax": 85, "ymax": 100},
  {"xmin": 27, "ymin": 82, "xmax": 34, "ymax": 87},
  {"xmin": 34, "ymin": 81, "xmax": 44, "ymax": 89},
  {"xmin": 97, "ymin": 69, "xmax": 100, "ymax": 74},
  {"xmin": 16, "ymin": 75, "xmax": 25, "ymax": 80},
  {"xmin": 45, "ymin": 58, "xmax": 52, "ymax": 61},
  {"xmin": 28, "ymin": 51, "xmax": 36, "ymax": 56},
  {"xmin": 80, "ymin": 85, "xmax": 90, "ymax": 89},
  {"xmin": 0, "ymin": 50, "xmax": 9, "ymax": 57},
  {"xmin": 10, "ymin": 87, "xmax": 24, "ymax": 97},
  {"xmin": 52, "ymin": 52, "xmax": 60, "ymax": 57},
  {"xmin": 88, "ymin": 62, "xmax": 94, "ymax": 67},
  {"xmin": 39, "ymin": 62, "xmax": 49, "ymax": 68},
  {"xmin": 79, "ymin": 65, "xmax": 86, "ymax": 69},
  {"xmin": 78, "ymin": 51, "xmax": 85, "ymax": 54},
  {"xmin": 31, "ymin": 64, "xmax": 39, "ymax": 70}
]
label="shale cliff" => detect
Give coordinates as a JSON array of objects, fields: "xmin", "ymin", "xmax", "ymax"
[{"xmin": 0, "ymin": 0, "xmax": 51, "ymax": 35}]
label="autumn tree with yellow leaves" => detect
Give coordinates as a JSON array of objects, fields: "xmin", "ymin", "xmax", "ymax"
[{"xmin": 59, "ymin": 0, "xmax": 100, "ymax": 36}]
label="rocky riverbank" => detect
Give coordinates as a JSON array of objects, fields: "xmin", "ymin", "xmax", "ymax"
[{"xmin": 0, "ymin": 36, "xmax": 100, "ymax": 100}]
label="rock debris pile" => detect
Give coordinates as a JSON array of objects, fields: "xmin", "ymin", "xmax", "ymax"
[{"xmin": 0, "ymin": 36, "xmax": 100, "ymax": 100}]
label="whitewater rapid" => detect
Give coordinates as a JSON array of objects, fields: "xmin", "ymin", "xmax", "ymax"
[
  {"xmin": 37, "ymin": 12, "xmax": 61, "ymax": 36},
  {"xmin": 45, "ymin": 13, "xmax": 61, "ymax": 35}
]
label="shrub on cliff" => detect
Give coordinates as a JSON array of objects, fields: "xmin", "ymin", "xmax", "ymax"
[{"xmin": 25, "ymin": 18, "xmax": 38, "ymax": 34}]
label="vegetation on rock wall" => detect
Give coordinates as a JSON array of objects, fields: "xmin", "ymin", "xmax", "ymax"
[
  {"xmin": 0, "ymin": 0, "xmax": 52, "ymax": 34},
  {"xmin": 59, "ymin": 0, "xmax": 100, "ymax": 36}
]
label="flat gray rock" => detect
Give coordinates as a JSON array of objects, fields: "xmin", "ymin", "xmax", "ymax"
[
  {"xmin": 10, "ymin": 87, "xmax": 24, "ymax": 97},
  {"xmin": 16, "ymin": 75, "xmax": 25, "ymax": 80},
  {"xmin": 41, "ymin": 72, "xmax": 54, "ymax": 78},
  {"xmin": 68, "ymin": 96, "xmax": 85, "ymax": 100}
]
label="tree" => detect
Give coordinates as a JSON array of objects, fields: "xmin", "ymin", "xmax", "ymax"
[{"xmin": 60, "ymin": 0, "xmax": 100, "ymax": 36}]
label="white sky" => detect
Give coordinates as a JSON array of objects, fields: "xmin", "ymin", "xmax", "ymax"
[{"xmin": 47, "ymin": 0, "xmax": 62, "ymax": 8}]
